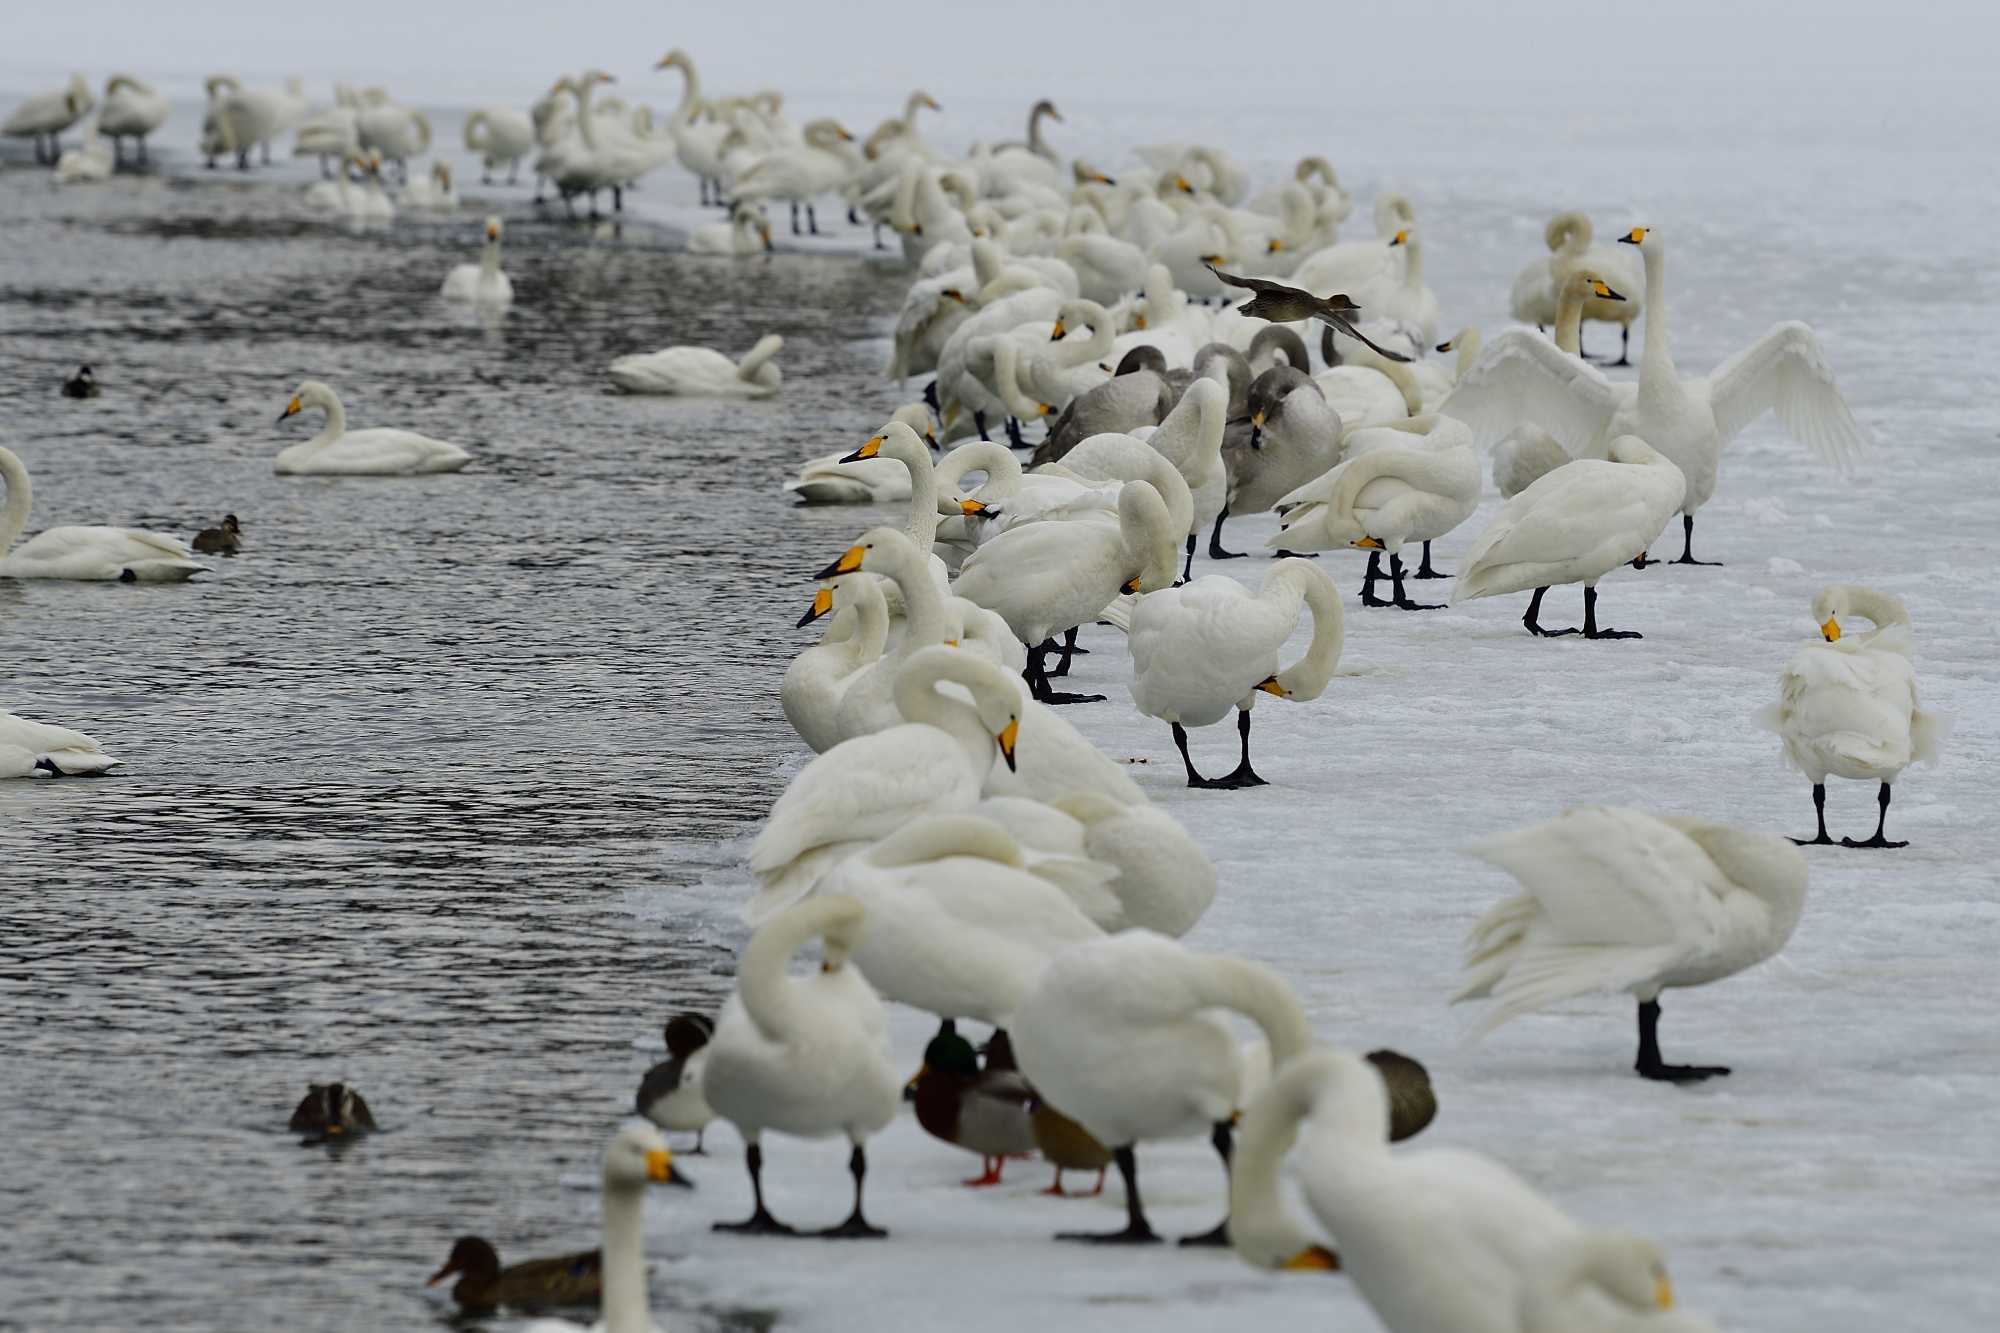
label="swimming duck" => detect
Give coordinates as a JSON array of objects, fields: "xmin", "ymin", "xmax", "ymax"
[
  {"xmin": 192, "ymin": 514, "xmax": 242, "ymax": 555},
  {"xmin": 635, "ymin": 1011, "xmax": 716, "ymax": 1152},
  {"xmin": 908, "ymin": 1026, "xmax": 1036, "ymax": 1187},
  {"xmin": 426, "ymin": 1236, "xmax": 602, "ymax": 1314},
  {"xmin": 287, "ymin": 1082, "xmax": 377, "ymax": 1139},
  {"xmin": 61, "ymin": 365, "xmax": 99, "ymax": 398}
]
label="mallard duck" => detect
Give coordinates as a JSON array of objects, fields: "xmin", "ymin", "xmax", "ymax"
[
  {"xmin": 426, "ymin": 1236, "xmax": 601, "ymax": 1314},
  {"xmin": 287, "ymin": 1082, "xmax": 376, "ymax": 1139},
  {"xmin": 61, "ymin": 365, "xmax": 99, "ymax": 398},
  {"xmin": 191, "ymin": 514, "xmax": 242, "ymax": 556},
  {"xmin": 1027, "ymin": 1099, "xmax": 1111, "ymax": 1198},
  {"xmin": 909, "ymin": 1027, "xmax": 1036, "ymax": 1187},
  {"xmin": 635, "ymin": 1011, "xmax": 716, "ymax": 1152}
]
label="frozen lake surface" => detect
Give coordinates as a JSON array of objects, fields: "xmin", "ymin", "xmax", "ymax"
[{"xmin": 1, "ymin": 71, "xmax": 1996, "ymax": 1332}]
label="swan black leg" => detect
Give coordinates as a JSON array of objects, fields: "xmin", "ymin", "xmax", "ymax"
[
  {"xmin": 1842, "ymin": 783, "xmax": 1908, "ymax": 849},
  {"xmin": 816, "ymin": 1144, "xmax": 888, "ymax": 1239},
  {"xmin": 1581, "ymin": 584, "xmax": 1641, "ymax": 639},
  {"xmin": 1056, "ymin": 1146, "xmax": 1160, "ymax": 1243},
  {"xmin": 1178, "ymin": 1121, "xmax": 1236, "ymax": 1246},
  {"xmin": 1053, "ymin": 626, "xmax": 1088, "ymax": 676},
  {"xmin": 848, "ymin": 205, "xmax": 861, "ymax": 225},
  {"xmin": 1271, "ymin": 549, "xmax": 1318, "ymax": 559},
  {"xmin": 613, "ymin": 184, "xmax": 624, "ymax": 213},
  {"xmin": 807, "ymin": 202, "xmax": 820, "ymax": 235},
  {"xmin": 1790, "ymin": 783, "xmax": 1835, "ymax": 846},
  {"xmin": 1220, "ymin": 709, "xmax": 1268, "ymax": 788},
  {"xmin": 1360, "ymin": 550, "xmax": 1389, "ymax": 607},
  {"xmin": 923, "ymin": 379, "xmax": 940, "ymax": 413},
  {"xmin": 1524, "ymin": 586, "xmax": 1577, "ymax": 637},
  {"xmin": 1005, "ymin": 416, "xmax": 1026, "ymax": 449},
  {"xmin": 713, "ymin": 1142, "xmax": 797, "ymax": 1235},
  {"xmin": 1672, "ymin": 513, "xmax": 1722, "ymax": 566},
  {"xmin": 1390, "ymin": 553, "xmax": 1444, "ymax": 610},
  {"xmin": 1635, "ymin": 998, "xmax": 1730, "ymax": 1082},
  {"xmin": 1207, "ymin": 507, "xmax": 1245, "ymax": 560},
  {"xmin": 1412, "ymin": 540, "xmax": 1449, "ymax": 578},
  {"xmin": 974, "ymin": 410, "xmax": 991, "ymax": 441},
  {"xmin": 1181, "ymin": 533, "xmax": 1196, "ymax": 583},
  {"xmin": 1028, "ymin": 643, "xmax": 1104, "ymax": 705},
  {"xmin": 1614, "ymin": 324, "xmax": 1631, "ymax": 366},
  {"xmin": 789, "ymin": 200, "xmax": 801, "ymax": 234}
]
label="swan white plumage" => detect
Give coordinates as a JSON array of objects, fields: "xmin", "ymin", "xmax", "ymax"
[
  {"xmin": 1286, "ymin": 191, "xmax": 1414, "ymax": 298},
  {"xmin": 820, "ymin": 528, "xmax": 958, "ymax": 747},
  {"xmin": 609, "ymin": 334, "xmax": 782, "ymax": 397},
  {"xmin": 274, "ymin": 380, "xmax": 471, "ymax": 476},
  {"xmin": 441, "ymin": 216, "xmax": 514, "ymax": 306},
  {"xmin": 98, "ymin": 75, "xmax": 168, "ymax": 166},
  {"xmin": 689, "ymin": 204, "xmax": 774, "ymax": 256},
  {"xmin": 818, "ymin": 813, "xmax": 1105, "ymax": 1025},
  {"xmin": 516, "ymin": 1121, "xmax": 689, "ymax": 1333},
  {"xmin": 207, "ymin": 77, "xmax": 307, "ymax": 169},
  {"xmin": 0, "ymin": 446, "xmax": 205, "ymax": 582},
  {"xmin": 699, "ymin": 895, "xmax": 902, "ymax": 1237},
  {"xmin": 1521, "ymin": 1233, "xmax": 1718, "ymax": 1333},
  {"xmin": 1489, "ymin": 269, "xmax": 1629, "ymax": 497},
  {"xmin": 782, "ymin": 576, "xmax": 890, "ymax": 753},
  {"xmin": 0, "ymin": 708, "xmax": 120, "ymax": 774},
  {"xmin": 1, "ymin": 746, "xmax": 57, "ymax": 779},
  {"xmin": 746, "ymin": 645, "xmax": 1022, "ymax": 922},
  {"xmin": 400, "ymin": 160, "xmax": 458, "ymax": 211},
  {"xmin": 1043, "ymin": 793, "xmax": 1216, "ymax": 936},
  {"xmin": 1758, "ymin": 584, "xmax": 1946, "ymax": 848},
  {"xmin": 1010, "ymin": 931, "xmax": 1314, "ymax": 1242},
  {"xmin": 1452, "ymin": 436, "xmax": 1684, "ymax": 639},
  {"xmin": 53, "ymin": 124, "xmax": 114, "ymax": 184},
  {"xmin": 1230, "ymin": 1046, "xmax": 1585, "ymax": 1331},
  {"xmin": 732, "ymin": 119, "xmax": 858, "ymax": 236},
  {"xmin": 1129, "ymin": 560, "xmax": 1344, "ymax": 787},
  {"xmin": 784, "ymin": 405, "xmax": 934, "ymax": 505},
  {"xmin": 1444, "ymin": 226, "xmax": 1870, "ymax": 564},
  {"xmin": 1509, "ymin": 210, "xmax": 1645, "ymax": 363},
  {"xmin": 463, "ymin": 106, "xmax": 535, "ymax": 184},
  {"xmin": 354, "ymin": 101, "xmax": 431, "ymax": 177},
  {"xmin": 4, "ymin": 73, "xmax": 93, "ymax": 163},
  {"xmin": 1455, "ymin": 805, "xmax": 1808, "ymax": 1081}
]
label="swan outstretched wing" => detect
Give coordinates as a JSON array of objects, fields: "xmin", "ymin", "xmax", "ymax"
[
  {"xmin": 1439, "ymin": 329, "xmax": 1621, "ymax": 454},
  {"xmin": 1706, "ymin": 321, "xmax": 1869, "ymax": 471}
]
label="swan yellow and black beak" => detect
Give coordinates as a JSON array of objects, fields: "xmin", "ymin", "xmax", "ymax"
[
  {"xmin": 1256, "ymin": 675, "xmax": 1288, "ymax": 698},
  {"xmin": 277, "ymin": 395, "xmax": 302, "ymax": 424},
  {"xmin": 1389, "ymin": 229, "xmax": 1409, "ymax": 247},
  {"xmin": 1435, "ymin": 339, "xmax": 1455, "ymax": 353},
  {"xmin": 797, "ymin": 585, "xmax": 835, "ymax": 628},
  {"xmin": 941, "ymin": 288, "xmax": 966, "ymax": 305},
  {"xmin": 1175, "ymin": 175, "xmax": 1194, "ymax": 194},
  {"xmin": 811, "ymin": 544, "xmax": 867, "ymax": 579},
  {"xmin": 1282, "ymin": 1244, "xmax": 1341, "ymax": 1272},
  {"xmin": 1049, "ymin": 320, "xmax": 1067, "ymax": 341},
  {"xmin": 960, "ymin": 498, "xmax": 994, "ymax": 517},
  {"xmin": 995, "ymin": 717, "xmax": 1019, "ymax": 771},
  {"xmin": 1352, "ymin": 536, "xmax": 1384, "ymax": 549},
  {"xmin": 1589, "ymin": 279, "xmax": 1626, "ymax": 302},
  {"xmin": 839, "ymin": 435, "xmax": 884, "ymax": 464},
  {"xmin": 923, "ymin": 427, "xmax": 938, "ymax": 448},
  {"xmin": 484, "ymin": 220, "xmax": 499, "ymax": 241},
  {"xmin": 646, "ymin": 1147, "xmax": 694, "ymax": 1189},
  {"xmin": 1821, "ymin": 614, "xmax": 1840, "ymax": 642},
  {"xmin": 1267, "ymin": 238, "xmax": 1284, "ymax": 253},
  {"xmin": 1619, "ymin": 225, "xmax": 1649, "ymax": 245},
  {"xmin": 1654, "ymin": 1271, "xmax": 1675, "ymax": 1310}
]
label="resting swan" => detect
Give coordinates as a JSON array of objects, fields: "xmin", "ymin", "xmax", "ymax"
[
  {"xmin": 0, "ymin": 707, "xmax": 119, "ymax": 774},
  {"xmin": 440, "ymin": 217, "xmax": 514, "ymax": 306},
  {"xmin": 1455, "ymin": 806, "xmax": 1808, "ymax": 1081},
  {"xmin": 274, "ymin": 381, "xmax": 471, "ymax": 475},
  {"xmin": 784, "ymin": 405, "xmax": 934, "ymax": 504},
  {"xmin": 609, "ymin": 333, "xmax": 782, "ymax": 397},
  {"xmin": 699, "ymin": 895, "xmax": 902, "ymax": 1238},
  {"xmin": 1128, "ymin": 560, "xmax": 1344, "ymax": 787},
  {"xmin": 782, "ymin": 576, "xmax": 890, "ymax": 753},
  {"xmin": 1759, "ymin": 584, "xmax": 1945, "ymax": 848},
  {"xmin": 0, "ymin": 446, "xmax": 205, "ymax": 582},
  {"xmin": 1444, "ymin": 226, "xmax": 1870, "ymax": 565},
  {"xmin": 1452, "ymin": 437, "xmax": 1683, "ymax": 639},
  {"xmin": 1522, "ymin": 1233, "xmax": 1718, "ymax": 1332}
]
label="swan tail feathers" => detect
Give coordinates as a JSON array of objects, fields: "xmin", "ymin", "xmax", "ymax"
[
  {"xmin": 1910, "ymin": 707, "xmax": 1950, "ymax": 766},
  {"xmin": 1466, "ymin": 942, "xmax": 1681, "ymax": 1038}
]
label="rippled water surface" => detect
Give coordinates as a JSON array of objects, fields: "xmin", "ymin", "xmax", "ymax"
[{"xmin": 0, "ymin": 164, "xmax": 915, "ymax": 1331}]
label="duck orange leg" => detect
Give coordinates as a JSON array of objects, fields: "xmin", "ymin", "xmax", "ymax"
[{"xmin": 963, "ymin": 1156, "xmax": 1005, "ymax": 1188}]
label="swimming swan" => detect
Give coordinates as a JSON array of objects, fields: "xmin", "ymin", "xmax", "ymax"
[
  {"xmin": 609, "ymin": 334, "xmax": 782, "ymax": 397},
  {"xmin": 0, "ymin": 707, "xmax": 120, "ymax": 774},
  {"xmin": 441, "ymin": 216, "xmax": 514, "ymax": 306},
  {"xmin": 1455, "ymin": 806, "xmax": 1808, "ymax": 1081},
  {"xmin": 0, "ymin": 446, "xmax": 205, "ymax": 582},
  {"xmin": 274, "ymin": 381, "xmax": 471, "ymax": 476}
]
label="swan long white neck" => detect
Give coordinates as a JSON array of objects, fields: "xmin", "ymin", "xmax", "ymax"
[
  {"xmin": 1054, "ymin": 303, "xmax": 1115, "ymax": 371},
  {"xmin": 1553, "ymin": 279, "xmax": 1588, "ymax": 357},
  {"xmin": 871, "ymin": 426, "xmax": 941, "ymax": 549},
  {"xmin": 0, "ymin": 447, "xmax": 34, "ymax": 553},
  {"xmin": 1269, "ymin": 562, "xmax": 1344, "ymax": 702},
  {"xmin": 1229, "ymin": 1050, "xmax": 1325, "ymax": 1267},
  {"xmin": 937, "ymin": 439, "xmax": 1021, "ymax": 502},
  {"xmin": 599, "ymin": 1172, "xmax": 650, "ymax": 1333},
  {"xmin": 1401, "ymin": 232, "xmax": 1424, "ymax": 289},
  {"xmin": 574, "ymin": 76, "xmax": 601, "ymax": 152},
  {"xmin": 848, "ymin": 578, "xmax": 891, "ymax": 662},
  {"xmin": 892, "ymin": 651, "xmax": 1003, "ymax": 776},
  {"xmin": 1638, "ymin": 239, "xmax": 1672, "ymax": 378},
  {"xmin": 309, "ymin": 390, "xmax": 347, "ymax": 445},
  {"xmin": 1196, "ymin": 956, "xmax": 1314, "ymax": 1070},
  {"xmin": 736, "ymin": 897, "xmax": 861, "ymax": 1045},
  {"xmin": 871, "ymin": 527, "xmax": 947, "ymax": 644},
  {"xmin": 480, "ymin": 231, "xmax": 502, "ymax": 278}
]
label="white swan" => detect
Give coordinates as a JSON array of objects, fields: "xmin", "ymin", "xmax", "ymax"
[
  {"xmin": 1455, "ymin": 806, "xmax": 1808, "ymax": 1081},
  {"xmin": 1, "ymin": 746, "xmax": 57, "ymax": 779},
  {"xmin": 0, "ymin": 446, "xmax": 205, "ymax": 582},
  {"xmin": 784, "ymin": 405, "xmax": 933, "ymax": 505},
  {"xmin": 4, "ymin": 73, "xmax": 93, "ymax": 163},
  {"xmin": 98, "ymin": 75, "xmax": 168, "ymax": 166},
  {"xmin": 1230, "ymin": 1046, "xmax": 1584, "ymax": 1331},
  {"xmin": 515, "ymin": 1121, "xmax": 689, "ymax": 1333},
  {"xmin": 953, "ymin": 480, "xmax": 1180, "ymax": 703},
  {"xmin": 1522, "ymin": 1233, "xmax": 1718, "ymax": 1333},
  {"xmin": 354, "ymin": 101, "xmax": 431, "ymax": 178},
  {"xmin": 1044, "ymin": 794, "xmax": 1216, "ymax": 936},
  {"xmin": 1343, "ymin": 227, "xmax": 1439, "ymax": 347},
  {"xmin": 1490, "ymin": 269, "xmax": 1629, "ymax": 497},
  {"xmin": 1286, "ymin": 191, "xmax": 1414, "ymax": 298},
  {"xmin": 1444, "ymin": 226, "xmax": 1870, "ymax": 564},
  {"xmin": 609, "ymin": 334, "xmax": 782, "ymax": 397},
  {"xmin": 400, "ymin": 160, "xmax": 459, "ymax": 212},
  {"xmin": 1759, "ymin": 584, "xmax": 1946, "ymax": 848},
  {"xmin": 746, "ymin": 645, "xmax": 1022, "ymax": 920},
  {"xmin": 302, "ymin": 153, "xmax": 369, "ymax": 216},
  {"xmin": 441, "ymin": 217, "xmax": 514, "ymax": 306},
  {"xmin": 274, "ymin": 381, "xmax": 471, "ymax": 476},
  {"xmin": 688, "ymin": 204, "xmax": 773, "ymax": 256},
  {"xmin": 821, "ymin": 528, "xmax": 958, "ymax": 747},
  {"xmin": 463, "ymin": 106, "xmax": 535, "ymax": 184},
  {"xmin": 1509, "ymin": 210, "xmax": 1645, "ymax": 363},
  {"xmin": 1010, "ymin": 931, "xmax": 1314, "ymax": 1243},
  {"xmin": 1138, "ymin": 377, "xmax": 1230, "ymax": 574},
  {"xmin": 819, "ymin": 813, "xmax": 1105, "ymax": 1025},
  {"xmin": 207, "ymin": 77, "xmax": 307, "ymax": 169},
  {"xmin": 1452, "ymin": 436, "xmax": 1684, "ymax": 639},
  {"xmin": 0, "ymin": 708, "xmax": 120, "ymax": 774},
  {"xmin": 732, "ymin": 119, "xmax": 858, "ymax": 237},
  {"xmin": 700, "ymin": 895, "xmax": 902, "ymax": 1238},
  {"xmin": 1270, "ymin": 414, "xmax": 1479, "ymax": 607},
  {"xmin": 782, "ymin": 576, "xmax": 890, "ymax": 753},
  {"xmin": 53, "ymin": 124, "xmax": 114, "ymax": 184},
  {"xmin": 1129, "ymin": 560, "xmax": 1344, "ymax": 787}
]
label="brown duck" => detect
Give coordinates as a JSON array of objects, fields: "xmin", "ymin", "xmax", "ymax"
[
  {"xmin": 426, "ymin": 1236, "xmax": 601, "ymax": 1314},
  {"xmin": 287, "ymin": 1082, "xmax": 376, "ymax": 1140},
  {"xmin": 910, "ymin": 1027, "xmax": 1036, "ymax": 1187},
  {"xmin": 1204, "ymin": 263, "xmax": 1413, "ymax": 362},
  {"xmin": 192, "ymin": 514, "xmax": 242, "ymax": 555}
]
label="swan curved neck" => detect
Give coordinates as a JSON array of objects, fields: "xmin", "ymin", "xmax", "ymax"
[
  {"xmin": 574, "ymin": 79, "xmax": 601, "ymax": 151},
  {"xmin": 1845, "ymin": 587, "xmax": 1911, "ymax": 637},
  {"xmin": 851, "ymin": 582, "xmax": 891, "ymax": 661},
  {"xmin": 0, "ymin": 449, "xmax": 32, "ymax": 553},
  {"xmin": 892, "ymin": 657, "xmax": 998, "ymax": 774},
  {"xmin": 1196, "ymin": 957, "xmax": 1313, "ymax": 1067},
  {"xmin": 1400, "ymin": 233, "xmax": 1423, "ymax": 286},
  {"xmin": 879, "ymin": 533, "xmax": 946, "ymax": 642},
  {"xmin": 481, "ymin": 233, "xmax": 501, "ymax": 276},
  {"xmin": 311, "ymin": 394, "xmax": 347, "ymax": 444},
  {"xmin": 735, "ymin": 901, "xmax": 833, "ymax": 1043},
  {"xmin": 599, "ymin": 1177, "xmax": 650, "ymax": 1333},
  {"xmin": 888, "ymin": 434, "xmax": 941, "ymax": 549},
  {"xmin": 1271, "ymin": 564, "xmax": 1343, "ymax": 700},
  {"xmin": 938, "ymin": 440, "xmax": 1021, "ymax": 497},
  {"xmin": 1452, "ymin": 329, "xmax": 1481, "ymax": 377},
  {"xmin": 1553, "ymin": 281, "xmax": 1586, "ymax": 356}
]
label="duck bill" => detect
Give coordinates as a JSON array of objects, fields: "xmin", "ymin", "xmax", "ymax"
[{"xmin": 425, "ymin": 1260, "xmax": 461, "ymax": 1287}]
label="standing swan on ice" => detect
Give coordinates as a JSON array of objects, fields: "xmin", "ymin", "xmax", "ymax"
[
  {"xmin": 700, "ymin": 896, "xmax": 902, "ymax": 1238},
  {"xmin": 1128, "ymin": 560, "xmax": 1344, "ymax": 788},
  {"xmin": 441, "ymin": 217, "xmax": 514, "ymax": 307},
  {"xmin": 463, "ymin": 106, "xmax": 534, "ymax": 184},
  {"xmin": 609, "ymin": 333, "xmax": 783, "ymax": 397},
  {"xmin": 1454, "ymin": 806, "xmax": 1808, "ymax": 1082},
  {"xmin": 1760, "ymin": 584, "xmax": 1946, "ymax": 848},
  {"xmin": 98, "ymin": 75, "xmax": 169, "ymax": 166},
  {"xmin": 0, "ymin": 446, "xmax": 206, "ymax": 582},
  {"xmin": 274, "ymin": 381, "xmax": 472, "ymax": 475}
]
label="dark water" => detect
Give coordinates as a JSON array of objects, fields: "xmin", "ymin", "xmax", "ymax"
[{"xmin": 0, "ymin": 165, "xmax": 913, "ymax": 1331}]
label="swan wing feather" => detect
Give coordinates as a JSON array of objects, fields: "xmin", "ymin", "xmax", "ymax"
[
  {"xmin": 1439, "ymin": 329, "xmax": 1620, "ymax": 453},
  {"xmin": 1704, "ymin": 321, "xmax": 1869, "ymax": 471}
]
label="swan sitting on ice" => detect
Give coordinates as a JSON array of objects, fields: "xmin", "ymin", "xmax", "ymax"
[
  {"xmin": 0, "ymin": 708, "xmax": 120, "ymax": 774},
  {"xmin": 274, "ymin": 381, "xmax": 472, "ymax": 475},
  {"xmin": 1455, "ymin": 806, "xmax": 1808, "ymax": 1081},
  {"xmin": 53, "ymin": 125, "xmax": 114, "ymax": 184},
  {"xmin": 609, "ymin": 333, "xmax": 782, "ymax": 397},
  {"xmin": 0, "ymin": 445, "xmax": 206, "ymax": 582},
  {"xmin": 1760, "ymin": 585, "xmax": 1946, "ymax": 848},
  {"xmin": 441, "ymin": 217, "xmax": 514, "ymax": 307}
]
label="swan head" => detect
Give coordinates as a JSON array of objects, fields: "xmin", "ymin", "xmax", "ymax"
[
  {"xmin": 483, "ymin": 216, "xmax": 501, "ymax": 243},
  {"xmin": 604, "ymin": 1120, "xmax": 692, "ymax": 1190},
  {"xmin": 797, "ymin": 582, "xmax": 837, "ymax": 628},
  {"xmin": 1809, "ymin": 584, "xmax": 1907, "ymax": 642},
  {"xmin": 1617, "ymin": 225, "xmax": 1651, "ymax": 246},
  {"xmin": 1388, "ymin": 228, "xmax": 1410, "ymax": 248},
  {"xmin": 1072, "ymin": 161, "xmax": 1115, "ymax": 186},
  {"xmin": 277, "ymin": 380, "xmax": 337, "ymax": 425},
  {"xmin": 1563, "ymin": 268, "xmax": 1624, "ymax": 303},
  {"xmin": 891, "ymin": 402, "xmax": 937, "ymax": 449},
  {"xmin": 1573, "ymin": 1233, "xmax": 1676, "ymax": 1313},
  {"xmin": 654, "ymin": 49, "xmax": 692, "ymax": 74}
]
